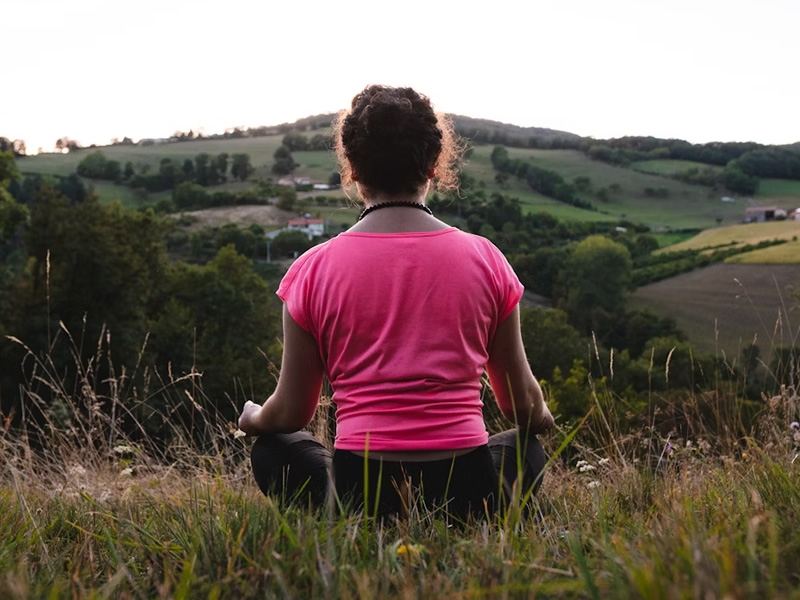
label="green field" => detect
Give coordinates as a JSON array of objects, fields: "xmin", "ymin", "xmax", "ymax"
[
  {"xmin": 631, "ymin": 159, "xmax": 800, "ymax": 206},
  {"xmin": 757, "ymin": 178, "xmax": 800, "ymax": 201},
  {"xmin": 631, "ymin": 159, "xmax": 722, "ymax": 175},
  {"xmin": 631, "ymin": 263, "xmax": 800, "ymax": 355},
  {"xmin": 495, "ymin": 148, "xmax": 745, "ymax": 229}
]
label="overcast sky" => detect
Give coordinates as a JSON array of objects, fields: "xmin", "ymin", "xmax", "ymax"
[{"xmin": 4, "ymin": 0, "xmax": 799, "ymax": 153}]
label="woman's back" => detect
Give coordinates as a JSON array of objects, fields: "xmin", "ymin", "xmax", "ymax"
[{"xmin": 278, "ymin": 227, "xmax": 523, "ymax": 451}]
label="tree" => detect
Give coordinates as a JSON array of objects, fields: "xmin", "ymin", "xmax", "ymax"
[
  {"xmin": 17, "ymin": 184, "xmax": 169, "ymax": 373},
  {"xmin": 519, "ymin": 307, "xmax": 587, "ymax": 382},
  {"xmin": 76, "ymin": 151, "xmax": 108, "ymax": 179},
  {"xmin": 573, "ymin": 176, "xmax": 592, "ymax": 191},
  {"xmin": 271, "ymin": 230, "xmax": 311, "ymax": 257},
  {"xmin": 55, "ymin": 137, "xmax": 81, "ymax": 153},
  {"xmin": 147, "ymin": 246, "xmax": 281, "ymax": 414},
  {"xmin": 215, "ymin": 153, "xmax": 229, "ymax": 182},
  {"xmin": 561, "ymin": 235, "xmax": 633, "ymax": 337},
  {"xmin": 230, "ymin": 153, "xmax": 254, "ymax": 181},
  {"xmin": 0, "ymin": 151, "xmax": 26, "ymax": 244},
  {"xmin": 194, "ymin": 153, "xmax": 211, "ymax": 186},
  {"xmin": 173, "ymin": 181, "xmax": 211, "ymax": 210},
  {"xmin": 276, "ymin": 186, "xmax": 297, "ymax": 211},
  {"xmin": 272, "ymin": 145, "xmax": 297, "ymax": 175},
  {"xmin": 123, "ymin": 161, "xmax": 135, "ymax": 180},
  {"xmin": 158, "ymin": 158, "xmax": 181, "ymax": 189}
]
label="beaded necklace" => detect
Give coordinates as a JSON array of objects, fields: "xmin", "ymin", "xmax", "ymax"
[{"xmin": 358, "ymin": 201, "xmax": 433, "ymax": 221}]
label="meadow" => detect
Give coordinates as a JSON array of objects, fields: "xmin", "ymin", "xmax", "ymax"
[
  {"xmin": 496, "ymin": 148, "xmax": 748, "ymax": 230},
  {"xmin": 631, "ymin": 159, "xmax": 800, "ymax": 205},
  {"xmin": 2, "ymin": 340, "xmax": 799, "ymax": 599}
]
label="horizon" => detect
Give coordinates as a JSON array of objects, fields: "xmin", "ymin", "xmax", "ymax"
[{"xmin": 5, "ymin": 0, "xmax": 799, "ymax": 153}]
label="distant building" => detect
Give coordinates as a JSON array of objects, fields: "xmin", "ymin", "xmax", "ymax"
[
  {"xmin": 287, "ymin": 218, "xmax": 325, "ymax": 239},
  {"xmin": 745, "ymin": 206, "xmax": 780, "ymax": 223},
  {"xmin": 276, "ymin": 176, "xmax": 313, "ymax": 187}
]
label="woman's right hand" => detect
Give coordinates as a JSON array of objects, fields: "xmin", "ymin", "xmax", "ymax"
[{"xmin": 238, "ymin": 400, "xmax": 264, "ymax": 436}]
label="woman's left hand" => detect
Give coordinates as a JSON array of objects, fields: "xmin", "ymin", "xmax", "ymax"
[{"xmin": 237, "ymin": 400, "xmax": 264, "ymax": 436}]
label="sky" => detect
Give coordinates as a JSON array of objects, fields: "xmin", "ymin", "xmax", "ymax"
[{"xmin": 3, "ymin": 0, "xmax": 799, "ymax": 153}]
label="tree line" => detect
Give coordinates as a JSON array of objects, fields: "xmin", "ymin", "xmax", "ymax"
[
  {"xmin": 489, "ymin": 145, "xmax": 595, "ymax": 210},
  {"xmin": 76, "ymin": 151, "xmax": 255, "ymax": 192}
]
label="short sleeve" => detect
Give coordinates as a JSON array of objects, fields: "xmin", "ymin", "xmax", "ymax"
[
  {"xmin": 484, "ymin": 240, "xmax": 524, "ymax": 323},
  {"xmin": 276, "ymin": 253, "xmax": 314, "ymax": 332}
]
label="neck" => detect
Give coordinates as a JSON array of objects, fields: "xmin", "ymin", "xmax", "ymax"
[{"xmin": 361, "ymin": 194, "xmax": 427, "ymax": 208}]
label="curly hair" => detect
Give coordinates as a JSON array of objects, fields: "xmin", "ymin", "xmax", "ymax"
[{"xmin": 332, "ymin": 85, "xmax": 463, "ymax": 197}]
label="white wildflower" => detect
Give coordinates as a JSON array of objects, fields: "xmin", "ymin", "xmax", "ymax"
[
  {"xmin": 579, "ymin": 464, "xmax": 596, "ymax": 473},
  {"xmin": 120, "ymin": 467, "xmax": 134, "ymax": 477},
  {"xmin": 68, "ymin": 465, "xmax": 86, "ymax": 476},
  {"xmin": 234, "ymin": 429, "xmax": 247, "ymax": 439},
  {"xmin": 576, "ymin": 460, "xmax": 589, "ymax": 468},
  {"xmin": 587, "ymin": 480, "xmax": 601, "ymax": 489},
  {"xmin": 598, "ymin": 458, "xmax": 610, "ymax": 466},
  {"xmin": 113, "ymin": 445, "xmax": 135, "ymax": 455}
]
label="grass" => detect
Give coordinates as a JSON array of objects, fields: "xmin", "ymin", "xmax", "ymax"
[
  {"xmin": 2, "ymin": 321, "xmax": 800, "ymax": 597},
  {"xmin": 493, "ymin": 148, "xmax": 745, "ymax": 230},
  {"xmin": 757, "ymin": 179, "xmax": 800, "ymax": 202},
  {"xmin": 631, "ymin": 159, "xmax": 723, "ymax": 175}
]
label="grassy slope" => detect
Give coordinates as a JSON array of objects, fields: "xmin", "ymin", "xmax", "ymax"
[
  {"xmin": 3, "ymin": 373, "xmax": 800, "ymax": 599},
  {"xmin": 630, "ymin": 263, "xmax": 800, "ymax": 355},
  {"xmin": 631, "ymin": 159, "xmax": 800, "ymax": 204},
  {"xmin": 500, "ymin": 148, "xmax": 751, "ymax": 229}
]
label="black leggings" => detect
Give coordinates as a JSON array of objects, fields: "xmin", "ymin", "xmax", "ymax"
[{"xmin": 250, "ymin": 429, "xmax": 547, "ymax": 520}]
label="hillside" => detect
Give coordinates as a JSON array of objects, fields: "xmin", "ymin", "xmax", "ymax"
[
  {"xmin": 18, "ymin": 137, "xmax": 788, "ymax": 231},
  {"xmin": 631, "ymin": 263, "xmax": 800, "ymax": 356}
]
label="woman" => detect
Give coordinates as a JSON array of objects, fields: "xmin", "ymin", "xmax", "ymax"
[{"xmin": 238, "ymin": 85, "xmax": 554, "ymax": 520}]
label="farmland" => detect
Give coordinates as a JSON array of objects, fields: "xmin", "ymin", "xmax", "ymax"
[
  {"xmin": 656, "ymin": 220, "xmax": 800, "ymax": 257},
  {"xmin": 631, "ymin": 263, "xmax": 800, "ymax": 355}
]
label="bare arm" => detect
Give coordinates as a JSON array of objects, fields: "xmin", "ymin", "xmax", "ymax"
[
  {"xmin": 486, "ymin": 305, "xmax": 554, "ymax": 433},
  {"xmin": 238, "ymin": 305, "xmax": 324, "ymax": 435}
]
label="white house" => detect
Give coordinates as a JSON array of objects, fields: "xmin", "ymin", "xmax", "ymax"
[{"xmin": 287, "ymin": 218, "xmax": 325, "ymax": 239}]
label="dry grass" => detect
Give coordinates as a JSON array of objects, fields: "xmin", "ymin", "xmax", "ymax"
[{"xmin": 1, "ymin": 326, "xmax": 800, "ymax": 598}]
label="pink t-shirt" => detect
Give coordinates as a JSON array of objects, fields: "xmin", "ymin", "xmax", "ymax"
[{"xmin": 277, "ymin": 227, "xmax": 523, "ymax": 451}]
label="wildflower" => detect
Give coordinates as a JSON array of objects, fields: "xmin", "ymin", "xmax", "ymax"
[
  {"xmin": 120, "ymin": 467, "xmax": 134, "ymax": 477},
  {"xmin": 579, "ymin": 464, "xmax": 596, "ymax": 473},
  {"xmin": 68, "ymin": 465, "xmax": 87, "ymax": 476},
  {"xmin": 395, "ymin": 543, "xmax": 425, "ymax": 556},
  {"xmin": 113, "ymin": 445, "xmax": 134, "ymax": 455},
  {"xmin": 790, "ymin": 422, "xmax": 799, "ymax": 430},
  {"xmin": 234, "ymin": 429, "xmax": 247, "ymax": 439},
  {"xmin": 587, "ymin": 480, "xmax": 601, "ymax": 489},
  {"xmin": 598, "ymin": 458, "xmax": 610, "ymax": 466}
]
